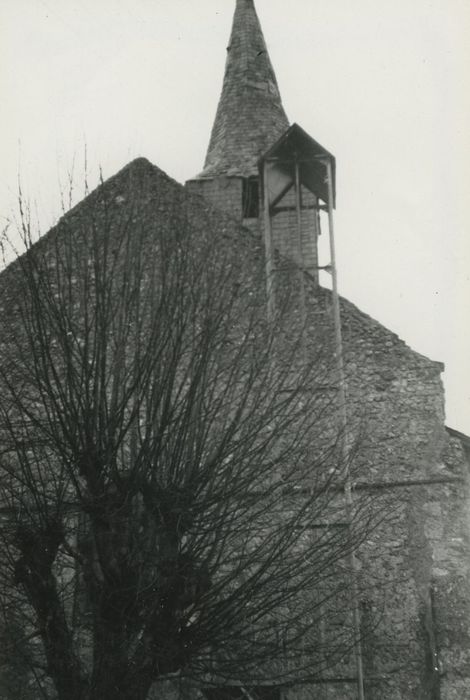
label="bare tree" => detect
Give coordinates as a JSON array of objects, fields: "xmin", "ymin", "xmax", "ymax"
[{"xmin": 0, "ymin": 161, "xmax": 378, "ymax": 700}]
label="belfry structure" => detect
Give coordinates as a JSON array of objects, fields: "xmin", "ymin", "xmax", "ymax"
[{"xmin": 187, "ymin": 0, "xmax": 336, "ymax": 299}]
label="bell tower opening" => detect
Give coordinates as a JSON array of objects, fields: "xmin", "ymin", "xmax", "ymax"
[{"xmin": 242, "ymin": 177, "xmax": 260, "ymax": 219}]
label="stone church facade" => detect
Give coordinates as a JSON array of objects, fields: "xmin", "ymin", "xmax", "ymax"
[
  {"xmin": 0, "ymin": 2, "xmax": 469, "ymax": 699},
  {"xmin": 185, "ymin": 2, "xmax": 470, "ymax": 698}
]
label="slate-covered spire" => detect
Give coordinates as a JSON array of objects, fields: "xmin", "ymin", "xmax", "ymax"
[{"xmin": 198, "ymin": 0, "xmax": 289, "ymax": 178}]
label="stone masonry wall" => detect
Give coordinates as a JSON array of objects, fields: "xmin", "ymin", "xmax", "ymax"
[
  {"xmin": 298, "ymin": 284, "xmax": 470, "ymax": 699},
  {"xmin": 431, "ymin": 434, "xmax": 470, "ymax": 699},
  {"xmin": 271, "ymin": 185, "xmax": 318, "ymax": 278},
  {"xmin": 186, "ymin": 177, "xmax": 243, "ymax": 221},
  {"xmin": 186, "ymin": 178, "xmax": 319, "ymax": 280}
]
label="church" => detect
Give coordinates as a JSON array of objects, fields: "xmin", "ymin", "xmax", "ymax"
[
  {"xmin": 186, "ymin": 2, "xmax": 470, "ymax": 698},
  {"xmin": 1, "ymin": 1, "xmax": 469, "ymax": 699}
]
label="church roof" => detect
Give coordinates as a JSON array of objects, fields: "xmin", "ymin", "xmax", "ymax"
[
  {"xmin": 197, "ymin": 0, "xmax": 289, "ymax": 179},
  {"xmin": 0, "ymin": 158, "xmax": 264, "ymax": 310}
]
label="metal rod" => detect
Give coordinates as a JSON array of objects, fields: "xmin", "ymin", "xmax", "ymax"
[
  {"xmin": 272, "ymin": 204, "xmax": 317, "ymax": 214},
  {"xmin": 273, "ymin": 264, "xmax": 321, "ymax": 273},
  {"xmin": 312, "ymin": 193, "xmax": 320, "ymax": 284},
  {"xmin": 263, "ymin": 161, "xmax": 275, "ymax": 321},
  {"xmin": 324, "ymin": 157, "xmax": 365, "ymax": 700},
  {"xmin": 294, "ymin": 158, "xmax": 308, "ymax": 363}
]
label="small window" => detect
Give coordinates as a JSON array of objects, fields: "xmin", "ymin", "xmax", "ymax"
[{"xmin": 242, "ymin": 178, "xmax": 260, "ymax": 219}]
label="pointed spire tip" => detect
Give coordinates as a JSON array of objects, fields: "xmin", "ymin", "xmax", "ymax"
[{"xmin": 199, "ymin": 0, "xmax": 289, "ymax": 178}]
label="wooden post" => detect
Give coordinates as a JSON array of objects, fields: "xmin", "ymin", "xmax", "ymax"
[
  {"xmin": 294, "ymin": 157, "xmax": 308, "ymax": 362},
  {"xmin": 263, "ymin": 160, "xmax": 275, "ymax": 322},
  {"xmin": 324, "ymin": 157, "xmax": 365, "ymax": 700}
]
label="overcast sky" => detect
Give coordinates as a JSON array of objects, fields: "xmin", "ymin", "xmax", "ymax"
[{"xmin": 1, "ymin": 0, "xmax": 469, "ymax": 432}]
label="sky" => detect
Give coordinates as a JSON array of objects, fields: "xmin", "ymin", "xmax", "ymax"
[{"xmin": 1, "ymin": 0, "xmax": 469, "ymax": 432}]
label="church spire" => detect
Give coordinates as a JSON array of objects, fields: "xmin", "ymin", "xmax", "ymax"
[{"xmin": 198, "ymin": 0, "xmax": 289, "ymax": 178}]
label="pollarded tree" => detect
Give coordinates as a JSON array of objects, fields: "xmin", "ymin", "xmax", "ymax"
[{"xmin": 0, "ymin": 159, "xmax": 377, "ymax": 700}]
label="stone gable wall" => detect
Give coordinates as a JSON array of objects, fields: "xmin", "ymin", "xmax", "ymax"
[{"xmin": 294, "ymin": 286, "xmax": 470, "ymax": 698}]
